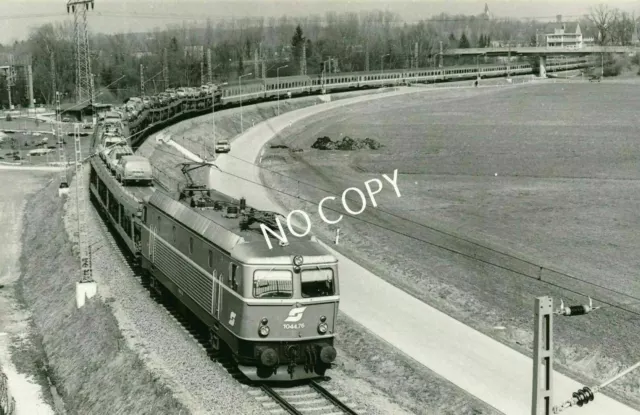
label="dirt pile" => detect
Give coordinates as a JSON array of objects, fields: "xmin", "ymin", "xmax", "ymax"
[{"xmin": 311, "ymin": 136, "xmax": 383, "ymax": 150}]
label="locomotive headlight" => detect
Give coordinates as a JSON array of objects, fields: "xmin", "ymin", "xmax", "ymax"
[
  {"xmin": 293, "ymin": 255, "xmax": 304, "ymax": 266},
  {"xmin": 259, "ymin": 325, "xmax": 270, "ymax": 337},
  {"xmin": 318, "ymin": 322, "xmax": 328, "ymax": 334}
]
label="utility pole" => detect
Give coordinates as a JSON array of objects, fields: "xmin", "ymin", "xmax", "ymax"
[
  {"xmin": 365, "ymin": 45, "xmax": 370, "ymax": 71},
  {"xmin": 439, "ymin": 41, "xmax": 443, "ymax": 68},
  {"xmin": 200, "ymin": 59, "xmax": 204, "ymax": 86},
  {"xmin": 207, "ymin": 48, "xmax": 212, "ymax": 83},
  {"xmin": 91, "ymin": 74, "xmax": 96, "ymax": 124},
  {"xmin": 6, "ymin": 56, "xmax": 15, "ymax": 110},
  {"xmin": 140, "ymin": 64, "xmax": 144, "ymax": 97},
  {"xmin": 507, "ymin": 42, "xmax": 511, "ymax": 79},
  {"xmin": 67, "ymin": 0, "xmax": 95, "ymax": 105},
  {"xmin": 254, "ymin": 48, "xmax": 259, "ymax": 79},
  {"xmin": 27, "ymin": 63, "xmax": 34, "ymax": 109},
  {"xmin": 532, "ymin": 296, "xmax": 603, "ymax": 414},
  {"xmin": 414, "ymin": 42, "xmax": 419, "ymax": 69},
  {"xmin": 301, "ymin": 43, "xmax": 307, "ymax": 75},
  {"xmin": 50, "ymin": 52, "xmax": 56, "ymax": 103},
  {"xmin": 163, "ymin": 48, "xmax": 169, "ymax": 90},
  {"xmin": 532, "ymin": 296, "xmax": 554, "ymax": 415}
]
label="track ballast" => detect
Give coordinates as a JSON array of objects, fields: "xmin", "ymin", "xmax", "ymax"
[{"xmin": 89, "ymin": 190, "xmax": 361, "ymax": 415}]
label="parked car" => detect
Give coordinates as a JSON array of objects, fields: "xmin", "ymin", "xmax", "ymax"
[
  {"xmin": 106, "ymin": 146, "xmax": 134, "ymax": 172},
  {"xmin": 215, "ymin": 139, "xmax": 230, "ymax": 153},
  {"xmin": 114, "ymin": 155, "xmax": 153, "ymax": 186}
]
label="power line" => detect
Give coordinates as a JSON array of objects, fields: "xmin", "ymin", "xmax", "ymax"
[
  {"xmin": 184, "ymin": 151, "xmax": 640, "ymax": 318},
  {"xmin": 224, "ymin": 151, "xmax": 640, "ymax": 306},
  {"xmin": 1, "ymin": 11, "xmax": 590, "ymax": 23},
  {"xmin": 97, "ymin": 117, "xmax": 640, "ymax": 320}
]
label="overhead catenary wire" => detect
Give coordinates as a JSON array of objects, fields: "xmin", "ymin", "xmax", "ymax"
[
  {"xmin": 140, "ymin": 139, "xmax": 640, "ymax": 319},
  {"xmin": 222, "ymin": 152, "xmax": 640, "ymax": 309},
  {"xmin": 123, "ymin": 90, "xmax": 640, "ymax": 316},
  {"xmin": 0, "ymin": 11, "xmax": 588, "ymax": 23}
]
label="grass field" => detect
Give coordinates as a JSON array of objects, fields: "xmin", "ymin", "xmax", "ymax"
[{"xmin": 259, "ymin": 81, "xmax": 640, "ymax": 409}]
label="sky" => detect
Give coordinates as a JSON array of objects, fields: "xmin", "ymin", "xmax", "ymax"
[{"xmin": 1, "ymin": 0, "xmax": 638, "ymax": 44}]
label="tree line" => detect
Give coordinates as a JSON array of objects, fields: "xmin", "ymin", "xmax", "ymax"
[{"xmin": 0, "ymin": 4, "xmax": 635, "ymax": 108}]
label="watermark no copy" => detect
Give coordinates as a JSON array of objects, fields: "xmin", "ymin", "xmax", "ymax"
[{"xmin": 261, "ymin": 169, "xmax": 401, "ymax": 249}]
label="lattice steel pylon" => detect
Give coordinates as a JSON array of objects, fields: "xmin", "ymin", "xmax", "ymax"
[
  {"xmin": 140, "ymin": 64, "xmax": 144, "ymax": 97},
  {"xmin": 207, "ymin": 49, "xmax": 212, "ymax": 83},
  {"xmin": 163, "ymin": 48, "xmax": 169, "ymax": 90},
  {"xmin": 56, "ymin": 92, "xmax": 69, "ymax": 197},
  {"xmin": 67, "ymin": 0, "xmax": 94, "ymax": 104},
  {"xmin": 73, "ymin": 123, "xmax": 97, "ymax": 308},
  {"xmin": 67, "ymin": 0, "xmax": 95, "ymax": 105}
]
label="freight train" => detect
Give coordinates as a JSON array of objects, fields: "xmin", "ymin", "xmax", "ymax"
[
  {"xmin": 89, "ymin": 58, "xmax": 588, "ymax": 381},
  {"xmin": 89, "ymin": 120, "xmax": 340, "ymax": 381},
  {"xmin": 126, "ymin": 57, "xmax": 590, "ymax": 145}
]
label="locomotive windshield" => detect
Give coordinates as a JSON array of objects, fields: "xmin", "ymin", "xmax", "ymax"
[
  {"xmin": 253, "ymin": 270, "xmax": 293, "ymax": 298},
  {"xmin": 301, "ymin": 269, "xmax": 334, "ymax": 298}
]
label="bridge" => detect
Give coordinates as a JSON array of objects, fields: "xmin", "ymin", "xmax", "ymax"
[
  {"xmin": 444, "ymin": 46, "xmax": 639, "ymax": 56},
  {"xmin": 444, "ymin": 46, "xmax": 638, "ymax": 78}
]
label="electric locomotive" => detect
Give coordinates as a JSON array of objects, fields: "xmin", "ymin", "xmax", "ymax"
[
  {"xmin": 138, "ymin": 189, "xmax": 339, "ymax": 380},
  {"xmin": 89, "ymin": 137, "xmax": 339, "ymax": 380}
]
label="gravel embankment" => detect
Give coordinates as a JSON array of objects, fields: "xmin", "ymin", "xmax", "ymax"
[{"xmin": 63, "ymin": 169, "xmax": 265, "ymax": 415}]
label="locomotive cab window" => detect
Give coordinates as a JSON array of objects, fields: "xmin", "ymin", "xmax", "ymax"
[
  {"xmin": 301, "ymin": 269, "xmax": 334, "ymax": 298},
  {"xmin": 230, "ymin": 263, "xmax": 239, "ymax": 291},
  {"xmin": 253, "ymin": 270, "xmax": 292, "ymax": 298}
]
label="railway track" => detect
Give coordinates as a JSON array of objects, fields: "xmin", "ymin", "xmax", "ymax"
[
  {"xmin": 251, "ymin": 380, "xmax": 362, "ymax": 414},
  {"xmin": 89, "ymin": 195, "xmax": 360, "ymax": 415}
]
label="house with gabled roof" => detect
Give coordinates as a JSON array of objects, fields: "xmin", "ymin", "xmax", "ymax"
[{"xmin": 545, "ymin": 15, "xmax": 594, "ymax": 48}]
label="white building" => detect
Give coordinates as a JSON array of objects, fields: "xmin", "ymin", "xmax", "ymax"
[{"xmin": 545, "ymin": 15, "xmax": 590, "ymax": 48}]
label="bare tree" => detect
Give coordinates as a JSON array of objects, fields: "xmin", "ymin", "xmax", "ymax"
[
  {"xmin": 589, "ymin": 4, "xmax": 618, "ymax": 45},
  {"xmin": 610, "ymin": 11, "xmax": 635, "ymax": 45}
]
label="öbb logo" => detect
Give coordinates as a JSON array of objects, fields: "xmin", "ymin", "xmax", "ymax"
[
  {"xmin": 284, "ymin": 306, "xmax": 307, "ymax": 322},
  {"xmin": 283, "ymin": 306, "xmax": 307, "ymax": 329},
  {"xmin": 261, "ymin": 169, "xmax": 402, "ymax": 249}
]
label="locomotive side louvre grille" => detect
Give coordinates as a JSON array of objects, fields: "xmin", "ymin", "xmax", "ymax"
[
  {"xmin": 148, "ymin": 191, "xmax": 243, "ymax": 254},
  {"xmin": 155, "ymin": 237, "xmax": 214, "ymax": 313}
]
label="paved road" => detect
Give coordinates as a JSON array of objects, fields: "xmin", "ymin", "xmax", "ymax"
[{"xmin": 207, "ymin": 86, "xmax": 640, "ymax": 415}]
